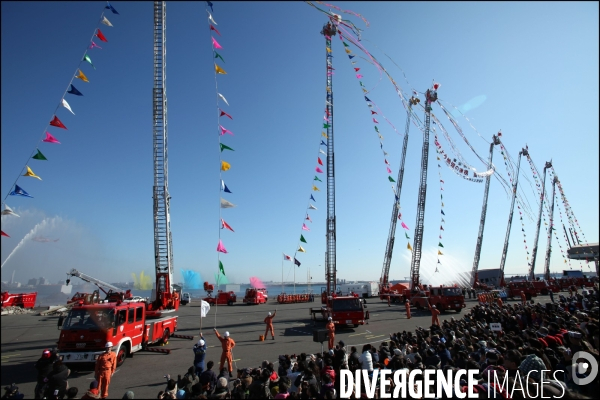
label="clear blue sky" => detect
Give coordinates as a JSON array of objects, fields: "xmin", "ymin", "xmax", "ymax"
[{"xmin": 1, "ymin": 2, "xmax": 598, "ymax": 287}]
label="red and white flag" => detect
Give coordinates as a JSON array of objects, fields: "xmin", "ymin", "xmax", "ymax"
[{"xmin": 283, "ymin": 253, "xmax": 292, "ymax": 261}]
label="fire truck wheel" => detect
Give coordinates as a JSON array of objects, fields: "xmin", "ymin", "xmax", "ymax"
[
  {"xmin": 456, "ymin": 307, "xmax": 462, "ymax": 313},
  {"xmin": 227, "ymin": 300, "xmax": 233, "ymax": 306},
  {"xmin": 161, "ymin": 328, "xmax": 170, "ymax": 345},
  {"xmin": 116, "ymin": 343, "xmax": 129, "ymax": 367}
]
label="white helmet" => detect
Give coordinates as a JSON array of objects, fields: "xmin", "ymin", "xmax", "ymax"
[
  {"xmin": 198, "ymin": 339, "xmax": 205, "ymax": 346},
  {"xmin": 328, "ymin": 317, "xmax": 332, "ymax": 321},
  {"xmin": 105, "ymin": 342, "xmax": 113, "ymax": 348},
  {"xmin": 432, "ymin": 305, "xmax": 436, "ymax": 308},
  {"xmin": 224, "ymin": 331, "xmax": 230, "ymax": 337},
  {"xmin": 268, "ymin": 312, "xmax": 272, "ymax": 316}
]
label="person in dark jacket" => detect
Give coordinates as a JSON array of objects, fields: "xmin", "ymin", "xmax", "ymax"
[
  {"xmin": 44, "ymin": 360, "xmax": 70, "ymax": 399},
  {"xmin": 34, "ymin": 349, "xmax": 55, "ymax": 399},
  {"xmin": 193, "ymin": 336, "xmax": 207, "ymax": 374},
  {"xmin": 198, "ymin": 360, "xmax": 218, "ymax": 395}
]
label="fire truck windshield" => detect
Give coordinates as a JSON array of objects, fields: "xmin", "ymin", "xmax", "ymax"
[
  {"xmin": 442, "ymin": 288, "xmax": 462, "ymax": 296},
  {"xmin": 332, "ymin": 298, "xmax": 362, "ymax": 312},
  {"xmin": 63, "ymin": 308, "xmax": 113, "ymax": 330}
]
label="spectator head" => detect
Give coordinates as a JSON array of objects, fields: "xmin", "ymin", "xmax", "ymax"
[
  {"xmin": 519, "ymin": 354, "xmax": 547, "ymax": 382},
  {"xmin": 338, "ymin": 340, "xmax": 345, "ymax": 347},
  {"xmin": 262, "ymin": 360, "xmax": 270, "ymax": 369},
  {"xmin": 207, "ymin": 360, "xmax": 214, "ymax": 370},
  {"xmin": 217, "ymin": 377, "xmax": 228, "ymax": 389},
  {"xmin": 66, "ymin": 387, "xmax": 79, "ymax": 399},
  {"xmin": 90, "ymin": 380, "xmax": 99, "ymax": 390},
  {"xmin": 122, "ymin": 391, "xmax": 135, "ymax": 399},
  {"xmin": 167, "ymin": 379, "xmax": 177, "ymax": 391}
]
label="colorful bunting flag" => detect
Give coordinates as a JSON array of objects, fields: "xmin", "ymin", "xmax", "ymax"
[
  {"xmin": 310, "ymin": 195, "xmax": 316, "ymax": 202},
  {"xmin": 220, "ymin": 179, "xmax": 232, "ymax": 193},
  {"xmin": 1, "ymin": 231, "xmax": 9, "ymax": 238},
  {"xmin": 220, "ymin": 143, "xmax": 234, "ymax": 152},
  {"xmin": 216, "ymin": 239, "xmax": 228, "ymax": 253},
  {"xmin": 76, "ymin": 69, "xmax": 89, "ymax": 83},
  {"xmin": 356, "ymin": 74, "xmax": 363, "ymax": 79},
  {"xmin": 83, "ymin": 55, "xmax": 95, "ymax": 69},
  {"xmin": 219, "ymin": 260, "xmax": 226, "ymax": 276},
  {"xmin": 401, "ymin": 222, "xmax": 409, "ymax": 230},
  {"xmin": 208, "ymin": 12, "xmax": 218, "ymax": 25},
  {"xmin": 300, "ymin": 235, "xmax": 307, "ymax": 243},
  {"xmin": 312, "ymin": 185, "xmax": 320, "ymax": 192},
  {"xmin": 23, "ymin": 166, "xmax": 41, "ymax": 180},
  {"xmin": 61, "ymin": 99, "xmax": 74, "ymax": 115},
  {"xmin": 297, "ymin": 246, "xmax": 306, "ymax": 252},
  {"xmin": 320, "ymin": 140, "xmax": 327, "ymax": 146},
  {"xmin": 221, "ymin": 160, "xmax": 231, "ymax": 171},
  {"xmin": 438, "ymin": 242, "xmax": 444, "ymax": 247},
  {"xmin": 302, "ymin": 224, "xmax": 310, "ymax": 231},
  {"xmin": 309, "ymin": 204, "xmax": 317, "ymax": 210},
  {"xmin": 373, "ymin": 118, "xmax": 379, "ymax": 124},
  {"xmin": 218, "ymin": 93, "xmax": 229, "ymax": 105},
  {"xmin": 306, "ymin": 214, "xmax": 312, "ymax": 222},
  {"xmin": 210, "ymin": 24, "xmax": 221, "ymax": 36},
  {"xmin": 316, "ymin": 167, "xmax": 323, "ymax": 173},
  {"xmin": 405, "ymin": 232, "xmax": 410, "ymax": 239},
  {"xmin": 221, "ymin": 218, "xmax": 234, "ymax": 232},
  {"xmin": 317, "ymin": 157, "xmax": 323, "ymax": 166},
  {"xmin": 320, "ymin": 149, "xmax": 327, "ymax": 156},
  {"xmin": 314, "ymin": 176, "xmax": 322, "ymax": 182},
  {"xmin": 212, "ymin": 37, "xmax": 223, "ymax": 49},
  {"xmin": 323, "ymin": 123, "xmax": 330, "ymax": 128},
  {"xmin": 388, "ymin": 176, "xmax": 395, "ymax": 182},
  {"xmin": 220, "ymin": 125, "xmax": 233, "ymax": 135},
  {"xmin": 219, "ymin": 110, "xmax": 233, "ymax": 120},
  {"xmin": 220, "ymin": 198, "xmax": 236, "ymax": 208},
  {"xmin": 1, "ymin": 205, "xmax": 19, "ymax": 217},
  {"xmin": 95, "ymin": 29, "xmax": 108, "ymax": 42},
  {"xmin": 101, "ymin": 16, "xmax": 113, "ymax": 27},
  {"xmin": 89, "ymin": 41, "xmax": 102, "ymax": 50},
  {"xmin": 215, "ymin": 64, "xmax": 227, "ymax": 74},
  {"xmin": 407, "ymin": 242, "xmax": 413, "ymax": 251},
  {"xmin": 50, "ymin": 116, "xmax": 67, "ymax": 130},
  {"xmin": 105, "ymin": 2, "xmax": 119, "ymax": 14},
  {"xmin": 43, "ymin": 132, "xmax": 60, "ymax": 144},
  {"xmin": 10, "ymin": 185, "xmax": 33, "ymax": 198},
  {"xmin": 67, "ymin": 84, "xmax": 83, "ymax": 96},
  {"xmin": 438, "ymin": 250, "xmax": 444, "ymax": 255},
  {"xmin": 31, "ymin": 149, "xmax": 47, "ymax": 161},
  {"xmin": 441, "ymin": 210, "xmax": 445, "ymax": 215},
  {"xmin": 294, "ymin": 258, "xmax": 301, "ymax": 267}
]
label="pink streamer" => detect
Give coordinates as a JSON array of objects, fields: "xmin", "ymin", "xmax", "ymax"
[
  {"xmin": 356, "ymin": 74, "xmax": 363, "ymax": 79},
  {"xmin": 212, "ymin": 37, "xmax": 223, "ymax": 49},
  {"xmin": 216, "ymin": 239, "xmax": 228, "ymax": 253},
  {"xmin": 302, "ymin": 224, "xmax": 310, "ymax": 231},
  {"xmin": 387, "ymin": 167, "xmax": 392, "ymax": 173},
  {"xmin": 220, "ymin": 125, "xmax": 233, "ymax": 136},
  {"xmin": 373, "ymin": 118, "xmax": 379, "ymax": 124},
  {"xmin": 43, "ymin": 132, "xmax": 60, "ymax": 144},
  {"xmin": 401, "ymin": 222, "xmax": 409, "ymax": 230},
  {"xmin": 316, "ymin": 167, "xmax": 323, "ymax": 173}
]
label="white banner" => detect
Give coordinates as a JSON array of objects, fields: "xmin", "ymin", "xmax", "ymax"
[{"xmin": 200, "ymin": 300, "xmax": 211, "ymax": 318}]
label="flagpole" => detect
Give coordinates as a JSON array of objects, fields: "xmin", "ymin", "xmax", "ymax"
[
  {"xmin": 281, "ymin": 256, "xmax": 284, "ymax": 294},
  {"xmin": 294, "ymin": 263, "xmax": 296, "ymax": 295}
]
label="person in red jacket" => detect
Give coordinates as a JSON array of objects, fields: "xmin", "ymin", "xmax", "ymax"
[
  {"xmin": 429, "ymin": 303, "xmax": 441, "ymax": 326},
  {"xmin": 81, "ymin": 380, "xmax": 100, "ymax": 399},
  {"xmin": 325, "ymin": 317, "xmax": 335, "ymax": 350},
  {"xmin": 214, "ymin": 328, "xmax": 236, "ymax": 374},
  {"xmin": 520, "ymin": 291, "xmax": 527, "ymax": 306},
  {"xmin": 95, "ymin": 342, "xmax": 116, "ymax": 399},
  {"xmin": 264, "ymin": 310, "xmax": 277, "ymax": 340},
  {"xmin": 405, "ymin": 300, "xmax": 411, "ymax": 319}
]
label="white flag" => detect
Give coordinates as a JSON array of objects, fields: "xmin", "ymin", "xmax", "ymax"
[
  {"xmin": 61, "ymin": 99, "xmax": 75, "ymax": 115},
  {"xmin": 200, "ymin": 300, "xmax": 210, "ymax": 318},
  {"xmin": 1, "ymin": 204, "xmax": 19, "ymax": 217},
  {"xmin": 309, "ymin": 204, "xmax": 317, "ymax": 210},
  {"xmin": 220, "ymin": 198, "xmax": 236, "ymax": 208},
  {"xmin": 101, "ymin": 16, "xmax": 113, "ymax": 27},
  {"xmin": 208, "ymin": 12, "xmax": 218, "ymax": 25},
  {"xmin": 319, "ymin": 149, "xmax": 327, "ymax": 156},
  {"xmin": 218, "ymin": 93, "xmax": 229, "ymax": 106}
]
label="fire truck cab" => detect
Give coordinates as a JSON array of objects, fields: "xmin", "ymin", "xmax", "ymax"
[
  {"xmin": 506, "ymin": 281, "xmax": 537, "ymax": 300},
  {"xmin": 410, "ymin": 286, "xmax": 465, "ymax": 313},
  {"xmin": 243, "ymin": 288, "xmax": 267, "ymax": 305},
  {"xmin": 316, "ymin": 292, "xmax": 366, "ymax": 327}
]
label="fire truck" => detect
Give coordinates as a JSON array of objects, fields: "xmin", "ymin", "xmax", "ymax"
[
  {"xmin": 1, "ymin": 291, "xmax": 37, "ymax": 309},
  {"xmin": 57, "ymin": 268, "xmax": 181, "ymax": 367},
  {"xmin": 243, "ymin": 287, "xmax": 267, "ymax": 305},
  {"xmin": 203, "ymin": 282, "xmax": 236, "ymax": 306},
  {"xmin": 506, "ymin": 280, "xmax": 537, "ymax": 300},
  {"xmin": 410, "ymin": 286, "xmax": 465, "ymax": 313}
]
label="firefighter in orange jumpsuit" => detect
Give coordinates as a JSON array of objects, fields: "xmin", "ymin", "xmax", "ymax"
[
  {"xmin": 325, "ymin": 317, "xmax": 335, "ymax": 350},
  {"xmin": 405, "ymin": 300, "xmax": 411, "ymax": 319},
  {"xmin": 520, "ymin": 291, "xmax": 527, "ymax": 306},
  {"xmin": 387, "ymin": 295, "xmax": 391, "ymax": 307},
  {"xmin": 429, "ymin": 304, "xmax": 441, "ymax": 326},
  {"xmin": 214, "ymin": 328, "xmax": 236, "ymax": 373},
  {"xmin": 264, "ymin": 310, "xmax": 277, "ymax": 340},
  {"xmin": 95, "ymin": 342, "xmax": 117, "ymax": 399},
  {"xmin": 496, "ymin": 295, "xmax": 503, "ymax": 308}
]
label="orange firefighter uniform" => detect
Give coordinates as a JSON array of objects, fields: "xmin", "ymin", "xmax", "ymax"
[
  {"xmin": 325, "ymin": 319, "xmax": 335, "ymax": 350},
  {"xmin": 496, "ymin": 296, "xmax": 503, "ymax": 307},
  {"xmin": 264, "ymin": 310, "xmax": 276, "ymax": 340},
  {"xmin": 520, "ymin": 291, "xmax": 527, "ymax": 305},
  {"xmin": 430, "ymin": 304, "xmax": 441, "ymax": 326},
  {"xmin": 387, "ymin": 295, "xmax": 391, "ymax": 307},
  {"xmin": 95, "ymin": 344, "xmax": 117, "ymax": 399},
  {"xmin": 405, "ymin": 301, "xmax": 411, "ymax": 319},
  {"xmin": 215, "ymin": 329, "xmax": 236, "ymax": 373}
]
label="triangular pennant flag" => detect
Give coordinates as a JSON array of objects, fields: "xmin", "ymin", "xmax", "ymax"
[
  {"xmin": 76, "ymin": 69, "xmax": 89, "ymax": 83},
  {"xmin": 218, "ymin": 93, "xmax": 229, "ymax": 105},
  {"xmin": 212, "ymin": 37, "xmax": 223, "ymax": 49},
  {"xmin": 321, "ymin": 140, "xmax": 327, "ymax": 146},
  {"xmin": 297, "ymin": 246, "xmax": 306, "ymax": 253},
  {"xmin": 43, "ymin": 132, "xmax": 60, "ymax": 144},
  {"xmin": 300, "ymin": 235, "xmax": 307, "ymax": 243},
  {"xmin": 216, "ymin": 239, "xmax": 228, "ymax": 253},
  {"xmin": 312, "ymin": 185, "xmax": 320, "ymax": 192},
  {"xmin": 95, "ymin": 29, "xmax": 108, "ymax": 42},
  {"xmin": 438, "ymin": 250, "xmax": 444, "ymax": 255},
  {"xmin": 220, "ymin": 198, "xmax": 236, "ymax": 208},
  {"xmin": 32, "ymin": 149, "xmax": 47, "ymax": 161},
  {"xmin": 50, "ymin": 116, "xmax": 67, "ymax": 130},
  {"xmin": 210, "ymin": 24, "xmax": 221, "ymax": 36},
  {"xmin": 220, "ymin": 179, "xmax": 232, "ymax": 193},
  {"xmin": 302, "ymin": 224, "xmax": 310, "ymax": 231},
  {"xmin": 67, "ymin": 84, "xmax": 83, "ymax": 96},
  {"xmin": 221, "ymin": 218, "xmax": 235, "ymax": 232},
  {"xmin": 220, "ymin": 110, "xmax": 233, "ymax": 119},
  {"xmin": 356, "ymin": 74, "xmax": 363, "ymax": 79},
  {"xmin": 105, "ymin": 2, "xmax": 119, "ymax": 14},
  {"xmin": 326, "ymin": 47, "xmax": 332, "ymax": 53},
  {"xmin": 215, "ymin": 64, "xmax": 227, "ymax": 74},
  {"xmin": 219, "ymin": 260, "xmax": 226, "ymax": 276},
  {"xmin": 323, "ymin": 123, "xmax": 331, "ymax": 128},
  {"xmin": 365, "ymin": 96, "xmax": 371, "ymax": 102},
  {"xmin": 208, "ymin": 12, "xmax": 218, "ymax": 25},
  {"xmin": 401, "ymin": 222, "xmax": 409, "ymax": 230},
  {"xmin": 388, "ymin": 176, "xmax": 395, "ymax": 182},
  {"xmin": 349, "ymin": 55, "xmax": 355, "ymax": 59},
  {"xmin": 314, "ymin": 176, "xmax": 322, "ymax": 182},
  {"xmin": 310, "ymin": 195, "xmax": 316, "ymax": 202},
  {"xmin": 207, "ymin": 1, "xmax": 214, "ymax": 12},
  {"xmin": 1, "ymin": 231, "xmax": 9, "ymax": 238},
  {"xmin": 1, "ymin": 205, "xmax": 19, "ymax": 217},
  {"xmin": 345, "ymin": 48, "xmax": 351, "ymax": 54},
  {"xmin": 441, "ymin": 210, "xmax": 445, "ymax": 215},
  {"xmin": 294, "ymin": 258, "xmax": 301, "ymax": 267},
  {"xmin": 343, "ymin": 42, "xmax": 350, "ymax": 47},
  {"xmin": 438, "ymin": 242, "xmax": 444, "ymax": 247},
  {"xmin": 23, "ymin": 166, "xmax": 41, "ymax": 180},
  {"xmin": 83, "ymin": 55, "xmax": 95, "ymax": 69},
  {"xmin": 309, "ymin": 204, "xmax": 317, "ymax": 210},
  {"xmin": 220, "ymin": 125, "xmax": 233, "ymax": 135},
  {"xmin": 10, "ymin": 184, "xmax": 33, "ymax": 198},
  {"xmin": 101, "ymin": 16, "xmax": 113, "ymax": 27},
  {"xmin": 61, "ymin": 99, "xmax": 75, "ymax": 115},
  {"xmin": 221, "ymin": 160, "xmax": 231, "ymax": 171},
  {"xmin": 220, "ymin": 143, "xmax": 234, "ymax": 152},
  {"xmin": 317, "ymin": 157, "xmax": 323, "ymax": 166},
  {"xmin": 373, "ymin": 118, "xmax": 379, "ymax": 124},
  {"xmin": 407, "ymin": 242, "xmax": 413, "ymax": 251},
  {"xmin": 387, "ymin": 167, "xmax": 392, "ymax": 174},
  {"xmin": 440, "ymin": 226, "xmax": 445, "ymax": 231},
  {"xmin": 405, "ymin": 232, "xmax": 410, "ymax": 239},
  {"xmin": 89, "ymin": 41, "xmax": 103, "ymax": 50},
  {"xmin": 316, "ymin": 167, "xmax": 323, "ymax": 173},
  {"xmin": 320, "ymin": 149, "xmax": 327, "ymax": 156},
  {"xmin": 306, "ymin": 214, "xmax": 312, "ymax": 222}
]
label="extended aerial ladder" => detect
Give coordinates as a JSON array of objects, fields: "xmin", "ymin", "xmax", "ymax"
[
  {"xmin": 66, "ymin": 268, "xmax": 123, "ymax": 294},
  {"xmin": 528, "ymin": 160, "xmax": 552, "ymax": 281},
  {"xmin": 379, "ymin": 98, "xmax": 419, "ymax": 293},
  {"xmin": 470, "ymin": 134, "xmax": 500, "ymax": 286},
  {"xmin": 409, "ymin": 87, "xmax": 437, "ymax": 290},
  {"xmin": 150, "ymin": 1, "xmax": 179, "ymax": 313},
  {"xmin": 498, "ymin": 147, "xmax": 527, "ymax": 277},
  {"xmin": 543, "ymin": 175, "xmax": 558, "ymax": 281}
]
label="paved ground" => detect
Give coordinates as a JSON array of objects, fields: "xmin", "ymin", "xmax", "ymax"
[{"xmin": 1, "ymin": 294, "xmax": 551, "ymax": 398}]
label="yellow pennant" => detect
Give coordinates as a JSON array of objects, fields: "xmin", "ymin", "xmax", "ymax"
[
  {"xmin": 215, "ymin": 64, "xmax": 227, "ymax": 75},
  {"xmin": 378, "ymin": 134, "xmax": 383, "ymax": 140},
  {"xmin": 438, "ymin": 250, "xmax": 443, "ymax": 255},
  {"xmin": 23, "ymin": 165, "xmax": 41, "ymax": 180},
  {"xmin": 322, "ymin": 132, "xmax": 328, "ymax": 138},
  {"xmin": 326, "ymin": 87, "xmax": 331, "ymax": 93},
  {"xmin": 221, "ymin": 160, "xmax": 231, "ymax": 171},
  {"xmin": 362, "ymin": 88, "xmax": 368, "ymax": 93},
  {"xmin": 312, "ymin": 185, "xmax": 320, "ymax": 192},
  {"xmin": 345, "ymin": 48, "xmax": 352, "ymax": 54},
  {"xmin": 326, "ymin": 47, "xmax": 332, "ymax": 53},
  {"xmin": 76, "ymin": 69, "xmax": 89, "ymax": 83},
  {"xmin": 407, "ymin": 242, "xmax": 413, "ymax": 251},
  {"xmin": 298, "ymin": 246, "xmax": 306, "ymax": 252}
]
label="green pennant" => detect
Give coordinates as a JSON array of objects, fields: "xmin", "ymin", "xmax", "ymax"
[
  {"xmin": 438, "ymin": 242, "xmax": 444, "ymax": 248},
  {"xmin": 343, "ymin": 42, "xmax": 349, "ymax": 47},
  {"xmin": 374, "ymin": 126, "xmax": 379, "ymax": 132},
  {"xmin": 323, "ymin": 123, "xmax": 330, "ymax": 128},
  {"xmin": 388, "ymin": 176, "xmax": 395, "ymax": 182},
  {"xmin": 219, "ymin": 260, "xmax": 226, "ymax": 276},
  {"xmin": 214, "ymin": 51, "xmax": 225, "ymax": 63},
  {"xmin": 300, "ymin": 235, "xmax": 307, "ymax": 243},
  {"xmin": 405, "ymin": 232, "xmax": 410, "ymax": 239},
  {"xmin": 220, "ymin": 143, "xmax": 234, "ymax": 152},
  {"xmin": 359, "ymin": 81, "xmax": 365, "ymax": 87},
  {"xmin": 314, "ymin": 176, "xmax": 322, "ymax": 182},
  {"xmin": 441, "ymin": 194, "xmax": 443, "ymax": 199},
  {"xmin": 32, "ymin": 149, "xmax": 48, "ymax": 161}
]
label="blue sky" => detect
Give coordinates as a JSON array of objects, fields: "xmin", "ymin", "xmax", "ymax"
[{"xmin": 1, "ymin": 2, "xmax": 598, "ymax": 287}]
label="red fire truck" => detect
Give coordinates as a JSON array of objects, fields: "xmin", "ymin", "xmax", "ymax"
[
  {"xmin": 410, "ymin": 286, "xmax": 465, "ymax": 313},
  {"xmin": 506, "ymin": 281, "xmax": 537, "ymax": 300},
  {"xmin": 203, "ymin": 282, "xmax": 236, "ymax": 306},
  {"xmin": 243, "ymin": 288, "xmax": 267, "ymax": 305},
  {"xmin": 1, "ymin": 291, "xmax": 37, "ymax": 309},
  {"xmin": 57, "ymin": 268, "xmax": 181, "ymax": 367},
  {"xmin": 312, "ymin": 292, "xmax": 366, "ymax": 327}
]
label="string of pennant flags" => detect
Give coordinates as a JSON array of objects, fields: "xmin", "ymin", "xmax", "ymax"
[
  {"xmin": 209, "ymin": 1, "xmax": 236, "ymax": 285},
  {"xmin": 435, "ymin": 138, "xmax": 447, "ymax": 271},
  {"xmin": 547, "ymin": 168, "xmax": 573, "ymax": 268},
  {"xmin": 1, "ymin": 2, "xmax": 119, "ymax": 239}
]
